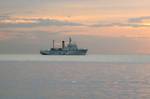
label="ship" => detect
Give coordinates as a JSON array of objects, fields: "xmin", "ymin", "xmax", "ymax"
[{"xmin": 40, "ymin": 37, "xmax": 88, "ymax": 55}]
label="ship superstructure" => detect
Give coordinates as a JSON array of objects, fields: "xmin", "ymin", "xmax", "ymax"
[{"xmin": 40, "ymin": 38, "xmax": 88, "ymax": 55}]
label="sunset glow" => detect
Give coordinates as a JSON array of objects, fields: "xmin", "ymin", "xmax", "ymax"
[{"xmin": 0, "ymin": 0, "xmax": 150, "ymax": 54}]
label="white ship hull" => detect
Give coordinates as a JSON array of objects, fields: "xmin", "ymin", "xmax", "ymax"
[{"xmin": 40, "ymin": 49, "xmax": 88, "ymax": 55}]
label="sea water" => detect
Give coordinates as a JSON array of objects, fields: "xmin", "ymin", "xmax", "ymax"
[{"xmin": 0, "ymin": 55, "xmax": 150, "ymax": 99}]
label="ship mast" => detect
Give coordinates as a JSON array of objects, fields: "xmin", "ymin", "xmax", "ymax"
[
  {"xmin": 69, "ymin": 37, "xmax": 72, "ymax": 44},
  {"xmin": 52, "ymin": 40, "xmax": 55, "ymax": 49}
]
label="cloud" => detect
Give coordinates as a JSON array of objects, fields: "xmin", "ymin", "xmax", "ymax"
[
  {"xmin": 0, "ymin": 16, "xmax": 83, "ymax": 28},
  {"xmin": 92, "ymin": 16, "xmax": 150, "ymax": 28},
  {"xmin": 91, "ymin": 22, "xmax": 133, "ymax": 27},
  {"xmin": 35, "ymin": 19, "xmax": 82, "ymax": 26},
  {"xmin": 0, "ymin": 29, "xmax": 70, "ymax": 41},
  {"xmin": 128, "ymin": 16, "xmax": 150, "ymax": 23},
  {"xmin": 1, "ymin": 15, "xmax": 150, "ymax": 29},
  {"xmin": 0, "ymin": 15, "xmax": 10, "ymax": 20},
  {"xmin": 91, "ymin": 22, "xmax": 126, "ymax": 27}
]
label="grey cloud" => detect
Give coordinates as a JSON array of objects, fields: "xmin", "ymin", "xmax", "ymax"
[
  {"xmin": 0, "ymin": 15, "xmax": 10, "ymax": 20},
  {"xmin": 128, "ymin": 16, "xmax": 150, "ymax": 23},
  {"xmin": 0, "ymin": 29, "xmax": 71, "ymax": 42},
  {"xmin": 34, "ymin": 19, "xmax": 83, "ymax": 26},
  {"xmin": 92, "ymin": 16, "xmax": 150, "ymax": 28},
  {"xmin": 92, "ymin": 23, "xmax": 150, "ymax": 28},
  {"xmin": 91, "ymin": 22, "xmax": 126, "ymax": 27},
  {"xmin": 0, "ymin": 17, "xmax": 83, "ymax": 28},
  {"xmin": 91, "ymin": 22, "xmax": 130, "ymax": 27}
]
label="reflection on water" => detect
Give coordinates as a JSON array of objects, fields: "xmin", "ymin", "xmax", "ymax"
[
  {"xmin": 0, "ymin": 54, "xmax": 150, "ymax": 63},
  {"xmin": 0, "ymin": 61, "xmax": 150, "ymax": 99}
]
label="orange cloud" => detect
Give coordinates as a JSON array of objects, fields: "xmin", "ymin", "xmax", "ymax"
[
  {"xmin": 1, "ymin": 15, "xmax": 150, "ymax": 39},
  {"xmin": 0, "ymin": 32, "xmax": 15, "ymax": 40}
]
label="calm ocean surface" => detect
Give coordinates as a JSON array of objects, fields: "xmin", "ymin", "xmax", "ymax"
[{"xmin": 0, "ymin": 55, "xmax": 150, "ymax": 99}]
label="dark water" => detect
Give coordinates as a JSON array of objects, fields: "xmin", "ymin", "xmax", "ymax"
[{"xmin": 0, "ymin": 61, "xmax": 150, "ymax": 99}]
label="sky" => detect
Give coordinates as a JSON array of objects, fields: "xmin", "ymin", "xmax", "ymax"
[{"xmin": 0, "ymin": 0, "xmax": 150, "ymax": 54}]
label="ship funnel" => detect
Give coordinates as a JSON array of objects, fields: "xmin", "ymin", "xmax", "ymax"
[{"xmin": 62, "ymin": 41, "xmax": 65, "ymax": 49}]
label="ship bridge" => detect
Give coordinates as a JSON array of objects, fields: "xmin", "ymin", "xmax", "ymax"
[{"xmin": 65, "ymin": 43, "xmax": 78, "ymax": 50}]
